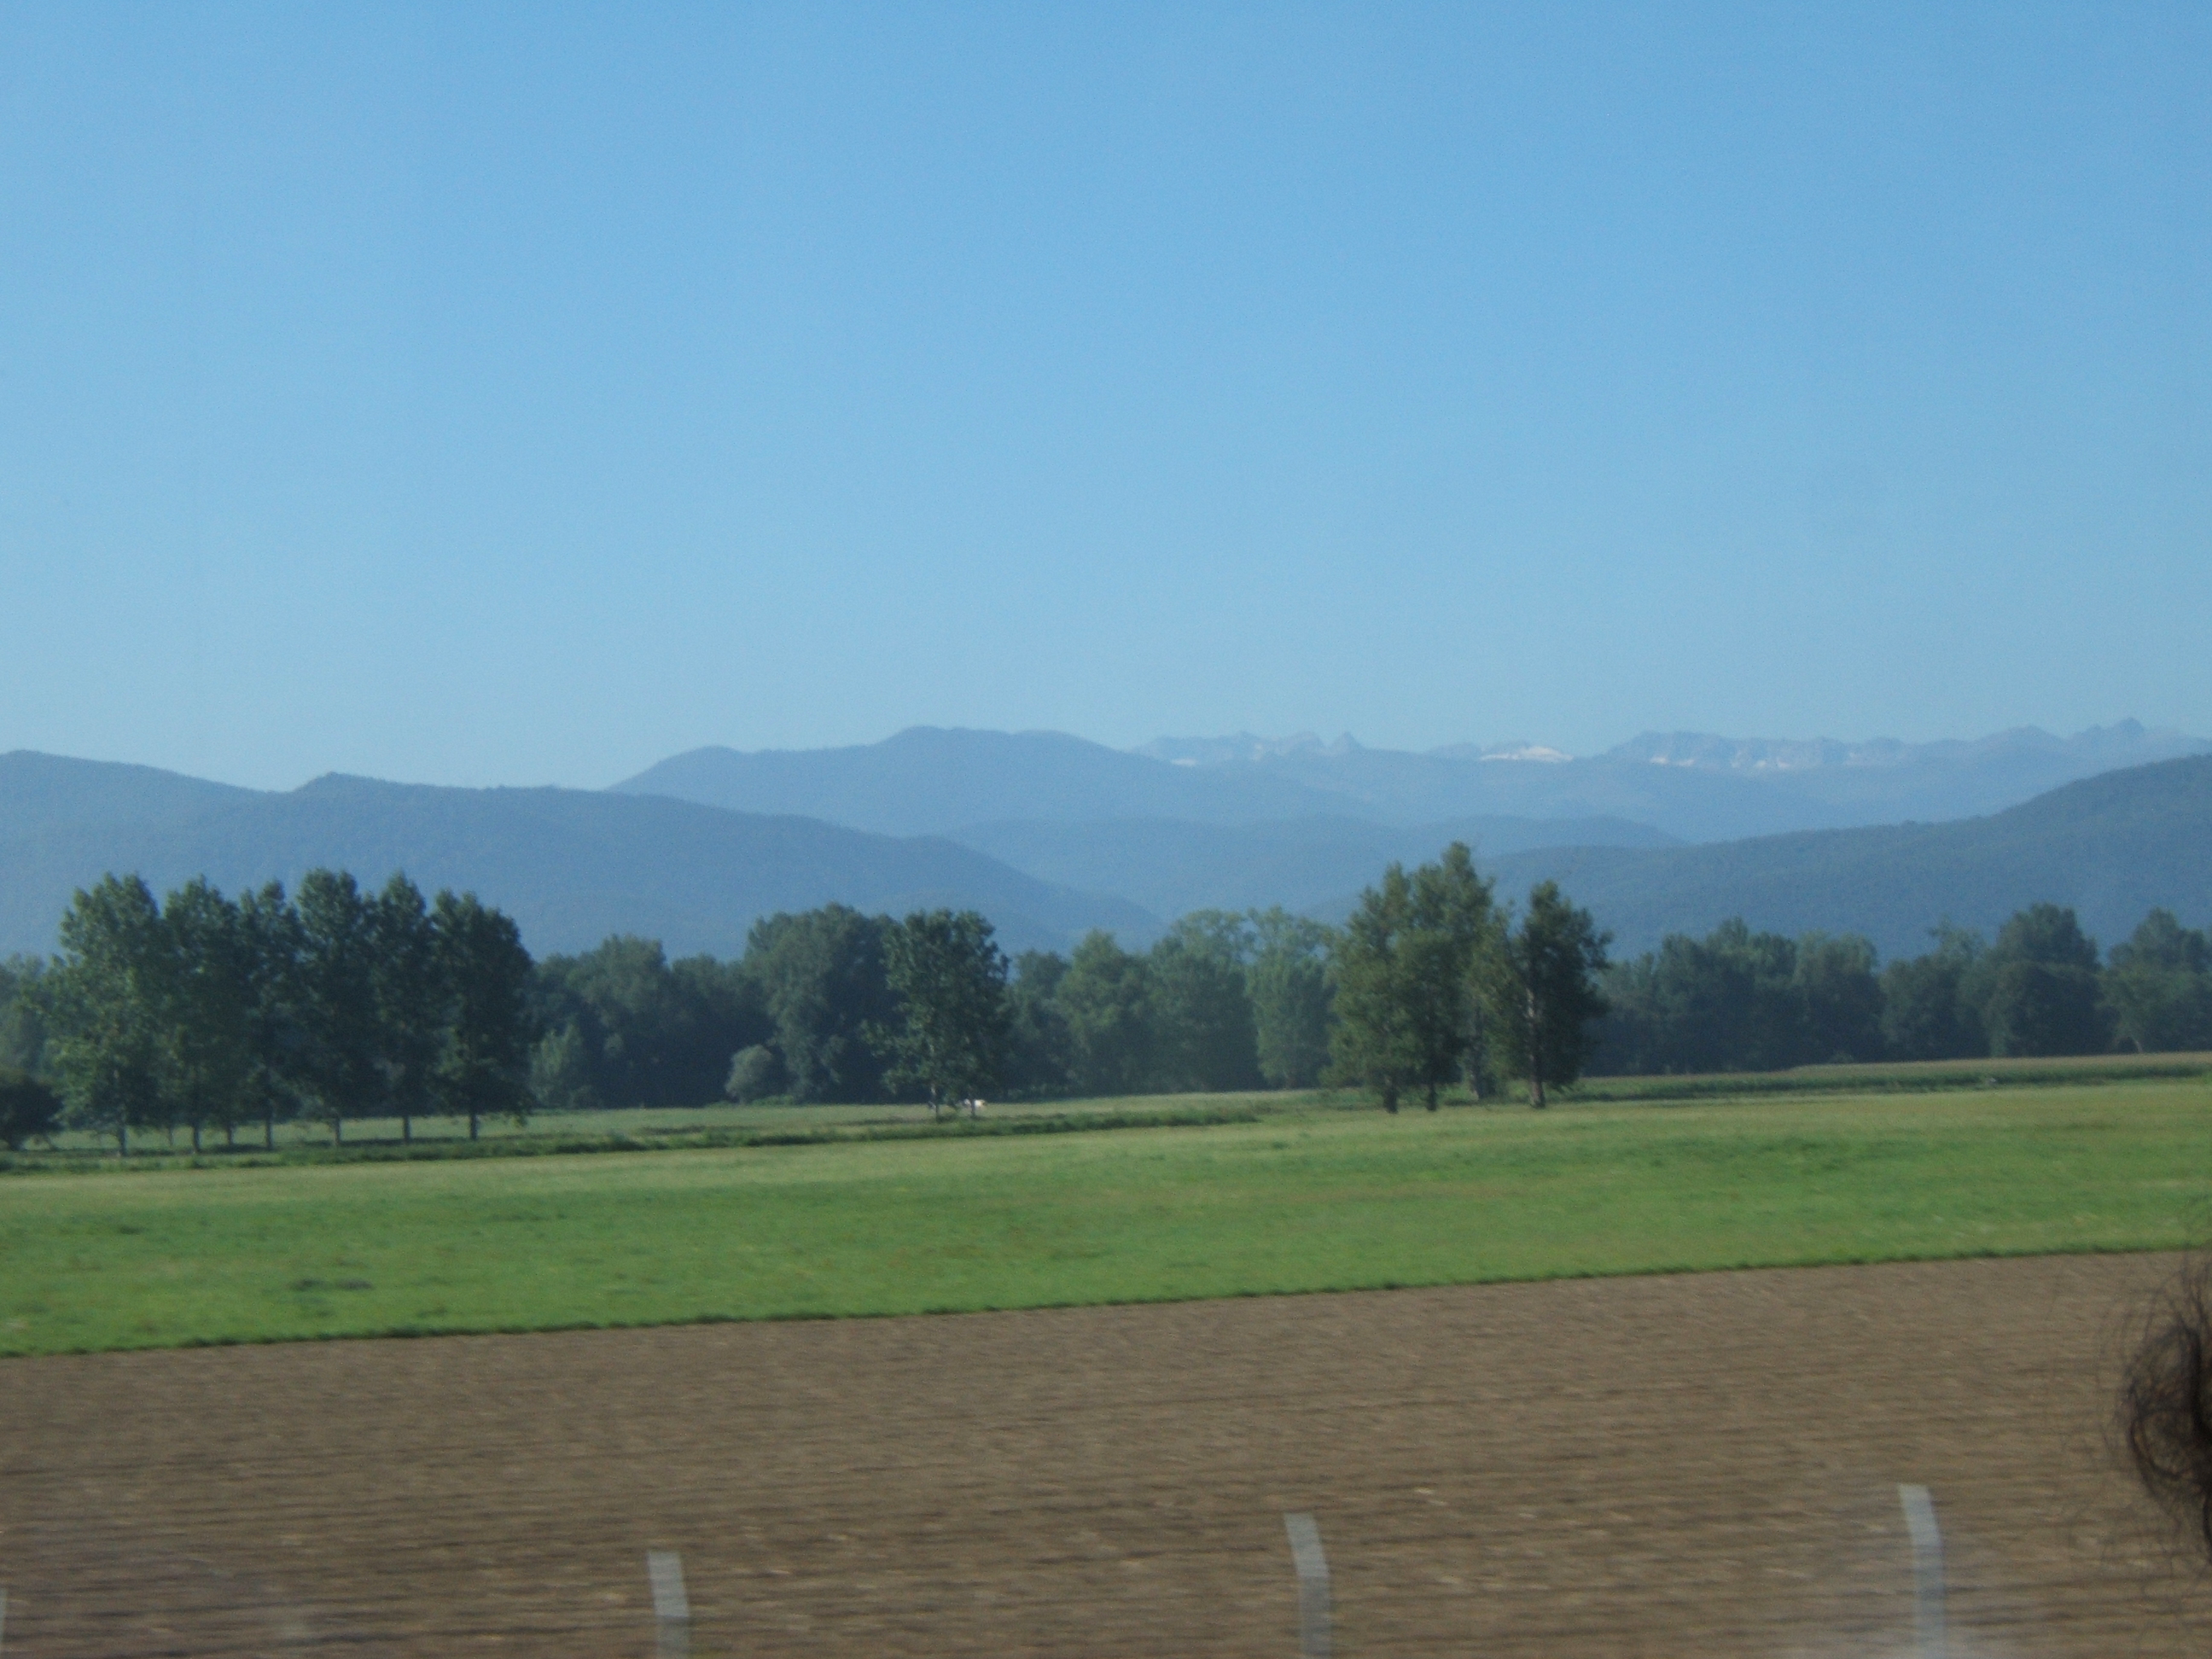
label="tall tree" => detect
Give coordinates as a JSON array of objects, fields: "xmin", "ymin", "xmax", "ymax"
[
  {"xmin": 1246, "ymin": 909, "xmax": 1335, "ymax": 1089},
  {"xmin": 1004, "ymin": 950, "xmax": 1076, "ymax": 1096},
  {"xmin": 0, "ymin": 956, "xmax": 54, "ymax": 1079},
  {"xmin": 1878, "ymin": 924, "xmax": 1986, "ymax": 1062},
  {"xmin": 1328, "ymin": 864, "xmax": 1419, "ymax": 1112},
  {"xmin": 1971, "ymin": 904, "xmax": 2108, "ymax": 1057},
  {"xmin": 1792, "ymin": 932, "xmax": 1884, "ymax": 1064},
  {"xmin": 159, "ymin": 878, "xmax": 255, "ymax": 1152},
  {"xmin": 1148, "ymin": 917, "xmax": 1261, "ymax": 1093},
  {"xmin": 1408, "ymin": 843, "xmax": 1502, "ymax": 1108},
  {"xmin": 295, "ymin": 870, "xmax": 382, "ymax": 1144},
  {"xmin": 1488, "ymin": 882, "xmax": 1610, "ymax": 1109},
  {"xmin": 742, "ymin": 906, "xmax": 895, "ymax": 1103},
  {"xmin": 370, "ymin": 875, "xmax": 445, "ymax": 1143},
  {"xmin": 1057, "ymin": 931, "xmax": 1156, "ymax": 1097},
  {"xmin": 236, "ymin": 882, "xmax": 307, "ymax": 1150},
  {"xmin": 876, "ymin": 909, "xmax": 1011, "ymax": 1115},
  {"xmin": 2104, "ymin": 910, "xmax": 2212, "ymax": 1055},
  {"xmin": 48, "ymin": 876, "xmax": 169, "ymax": 1155},
  {"xmin": 432, "ymin": 890, "xmax": 537, "ymax": 1139},
  {"xmin": 0, "ymin": 1068, "xmax": 62, "ymax": 1151}
]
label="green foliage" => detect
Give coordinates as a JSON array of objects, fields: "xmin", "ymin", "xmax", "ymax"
[
  {"xmin": 38, "ymin": 870, "xmax": 538, "ymax": 1151},
  {"xmin": 1146, "ymin": 918, "xmax": 1261, "ymax": 1093},
  {"xmin": 49, "ymin": 874, "xmax": 167, "ymax": 1153},
  {"xmin": 1247, "ymin": 908, "xmax": 1335, "ymax": 1089},
  {"xmin": 1970, "ymin": 903, "xmax": 2109, "ymax": 1057},
  {"xmin": 235, "ymin": 881, "xmax": 308, "ymax": 1147},
  {"xmin": 1329, "ymin": 846, "xmax": 1500, "ymax": 1111},
  {"xmin": 369, "ymin": 874, "xmax": 445, "ymax": 1138},
  {"xmin": 1878, "ymin": 925, "xmax": 1987, "ymax": 1061},
  {"xmin": 432, "ymin": 890, "xmax": 537, "ymax": 1138},
  {"xmin": 294, "ymin": 870, "xmax": 383, "ymax": 1142},
  {"xmin": 0, "ymin": 955, "xmax": 53, "ymax": 1076},
  {"xmin": 529, "ymin": 1022, "xmax": 599, "ymax": 1114},
  {"xmin": 531, "ymin": 936, "xmax": 770, "ymax": 1108},
  {"xmin": 1407, "ymin": 844, "xmax": 1503, "ymax": 1106},
  {"xmin": 1600, "ymin": 918, "xmax": 1886, "ymax": 1074},
  {"xmin": 1488, "ymin": 881, "xmax": 1610, "ymax": 1107},
  {"xmin": 158, "ymin": 876, "xmax": 257, "ymax": 1150},
  {"xmin": 0, "ymin": 1067, "xmax": 61, "ymax": 1150},
  {"xmin": 2104, "ymin": 910, "xmax": 2212, "ymax": 1054},
  {"xmin": 722, "ymin": 1043, "xmax": 783, "ymax": 1103},
  {"xmin": 1058, "ymin": 931, "xmax": 1157, "ymax": 1097},
  {"xmin": 744, "ymin": 905, "xmax": 894, "ymax": 1102},
  {"xmin": 1004, "ymin": 950, "xmax": 1075, "ymax": 1095},
  {"xmin": 1328, "ymin": 864, "xmax": 1418, "ymax": 1111},
  {"xmin": 874, "ymin": 909, "xmax": 1011, "ymax": 1112},
  {"xmin": 6, "ymin": 1079, "xmax": 2209, "ymax": 1357}
]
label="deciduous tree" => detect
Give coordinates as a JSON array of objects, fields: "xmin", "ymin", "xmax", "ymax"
[
  {"xmin": 432, "ymin": 890, "xmax": 536, "ymax": 1139},
  {"xmin": 875, "ymin": 909, "xmax": 1010, "ymax": 1115},
  {"xmin": 295, "ymin": 870, "xmax": 382, "ymax": 1144},
  {"xmin": 1488, "ymin": 882, "xmax": 1609, "ymax": 1109},
  {"xmin": 1328, "ymin": 864, "xmax": 1419, "ymax": 1112},
  {"xmin": 49, "ymin": 875, "xmax": 169, "ymax": 1155}
]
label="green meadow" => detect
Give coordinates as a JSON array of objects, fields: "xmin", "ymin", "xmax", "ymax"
[{"xmin": 5, "ymin": 1078, "xmax": 2210, "ymax": 1358}]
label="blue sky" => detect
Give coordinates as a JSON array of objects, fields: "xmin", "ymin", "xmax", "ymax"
[{"xmin": 3, "ymin": 3, "xmax": 2204, "ymax": 790}]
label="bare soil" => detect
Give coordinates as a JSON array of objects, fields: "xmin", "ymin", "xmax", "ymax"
[{"xmin": 1, "ymin": 1254, "xmax": 2203, "ymax": 1657}]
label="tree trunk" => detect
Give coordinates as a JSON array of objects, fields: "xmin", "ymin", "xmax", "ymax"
[
  {"xmin": 1382, "ymin": 1082, "xmax": 1399, "ymax": 1115},
  {"xmin": 225, "ymin": 1123, "xmax": 236, "ymax": 1149},
  {"xmin": 333, "ymin": 1115, "xmax": 343, "ymax": 1146},
  {"xmin": 265, "ymin": 1109, "xmax": 276, "ymax": 1151},
  {"xmin": 1467, "ymin": 993, "xmax": 1486, "ymax": 1102},
  {"xmin": 469, "ymin": 1111, "xmax": 480, "ymax": 1141},
  {"xmin": 117, "ymin": 1117, "xmax": 129, "ymax": 1158},
  {"xmin": 1424, "ymin": 1082, "xmax": 1438, "ymax": 1112},
  {"xmin": 402, "ymin": 1114, "xmax": 412, "ymax": 1144},
  {"xmin": 1527, "ymin": 986, "xmax": 1546, "ymax": 1109},
  {"xmin": 190, "ymin": 1121, "xmax": 201, "ymax": 1154}
]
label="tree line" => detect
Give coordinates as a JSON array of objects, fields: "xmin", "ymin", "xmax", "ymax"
[
  {"xmin": 0, "ymin": 871, "xmax": 533, "ymax": 1152},
  {"xmin": 1592, "ymin": 903, "xmax": 2212, "ymax": 1074},
  {"xmin": 4, "ymin": 855, "xmax": 2205, "ymax": 1151}
]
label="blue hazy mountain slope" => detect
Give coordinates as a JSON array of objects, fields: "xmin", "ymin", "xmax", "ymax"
[
  {"xmin": 619, "ymin": 722, "xmax": 2207, "ymax": 844},
  {"xmin": 614, "ymin": 727, "xmax": 1364, "ymax": 834},
  {"xmin": 949, "ymin": 813, "xmax": 1676, "ymax": 923},
  {"xmin": 0, "ymin": 751, "xmax": 259, "ymax": 837},
  {"xmin": 0, "ymin": 760, "xmax": 1153, "ymax": 960},
  {"xmin": 1449, "ymin": 756, "xmax": 2212, "ymax": 961},
  {"xmin": 1160, "ymin": 720, "xmax": 2211, "ymax": 841}
]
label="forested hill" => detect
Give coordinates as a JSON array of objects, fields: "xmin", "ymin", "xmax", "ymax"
[
  {"xmin": 0, "ymin": 756, "xmax": 1152, "ymax": 959},
  {"xmin": 614, "ymin": 727, "xmax": 1353, "ymax": 834},
  {"xmin": 1468, "ymin": 756, "xmax": 2212, "ymax": 960},
  {"xmin": 616, "ymin": 721, "xmax": 2209, "ymax": 844}
]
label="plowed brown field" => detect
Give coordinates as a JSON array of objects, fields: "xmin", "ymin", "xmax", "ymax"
[{"xmin": 2, "ymin": 1254, "xmax": 2203, "ymax": 1657}]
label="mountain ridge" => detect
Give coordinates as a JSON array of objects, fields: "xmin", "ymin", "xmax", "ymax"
[
  {"xmin": 0, "ymin": 754, "xmax": 1153, "ymax": 960},
  {"xmin": 1454, "ymin": 755, "xmax": 2212, "ymax": 960},
  {"xmin": 618, "ymin": 720, "xmax": 2208, "ymax": 844}
]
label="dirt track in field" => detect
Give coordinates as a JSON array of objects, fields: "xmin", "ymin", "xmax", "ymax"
[{"xmin": 2, "ymin": 1254, "xmax": 2204, "ymax": 1657}]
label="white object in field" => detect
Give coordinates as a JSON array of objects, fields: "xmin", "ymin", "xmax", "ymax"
[
  {"xmin": 1899, "ymin": 1483, "xmax": 1947, "ymax": 1659},
  {"xmin": 648, "ymin": 1551, "xmax": 690, "ymax": 1659},
  {"xmin": 1284, "ymin": 1512, "xmax": 1330, "ymax": 1658}
]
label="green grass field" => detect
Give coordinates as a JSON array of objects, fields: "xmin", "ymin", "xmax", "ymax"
[
  {"xmin": 7, "ymin": 1076, "xmax": 2211, "ymax": 1358},
  {"xmin": 24, "ymin": 1089, "xmax": 1295, "ymax": 1161}
]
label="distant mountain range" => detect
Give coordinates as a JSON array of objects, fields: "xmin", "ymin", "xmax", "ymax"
[
  {"xmin": 622, "ymin": 719, "xmax": 2208, "ymax": 845},
  {"xmin": 1460, "ymin": 755, "xmax": 2212, "ymax": 960},
  {"xmin": 948, "ymin": 813, "xmax": 1674, "ymax": 923},
  {"xmin": 0, "ymin": 754, "xmax": 1148, "ymax": 960},
  {"xmin": 6, "ymin": 721, "xmax": 2207, "ymax": 969}
]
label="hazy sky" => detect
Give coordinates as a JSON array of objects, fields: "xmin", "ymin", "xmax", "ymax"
[{"xmin": 3, "ymin": 3, "xmax": 2205, "ymax": 790}]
